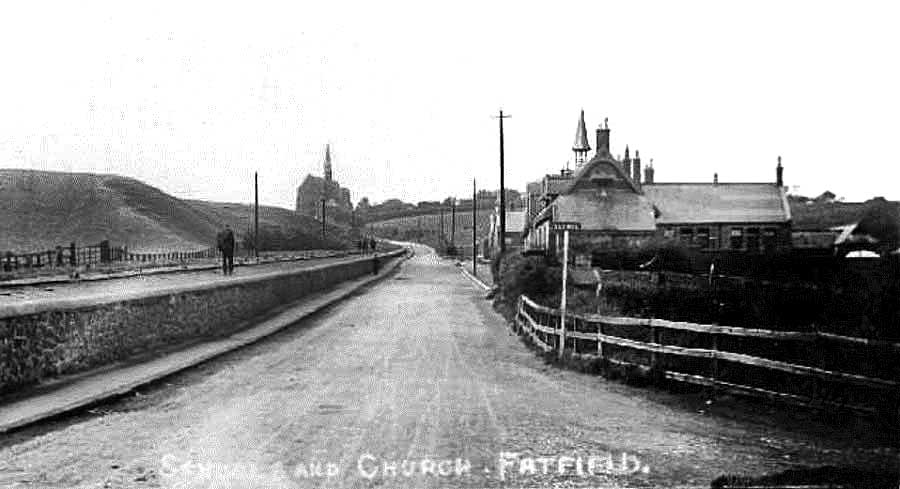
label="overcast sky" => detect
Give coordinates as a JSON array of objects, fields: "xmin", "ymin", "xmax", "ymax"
[{"xmin": 1, "ymin": 1, "xmax": 898, "ymax": 209}]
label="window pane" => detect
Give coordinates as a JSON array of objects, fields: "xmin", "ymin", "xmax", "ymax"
[{"xmin": 730, "ymin": 228, "xmax": 743, "ymax": 249}]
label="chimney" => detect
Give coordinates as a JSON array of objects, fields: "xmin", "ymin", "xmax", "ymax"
[
  {"xmin": 644, "ymin": 159, "xmax": 655, "ymax": 184},
  {"xmin": 776, "ymin": 156, "xmax": 784, "ymax": 187},
  {"xmin": 595, "ymin": 118, "xmax": 610, "ymax": 157},
  {"xmin": 713, "ymin": 173, "xmax": 719, "ymax": 185},
  {"xmin": 632, "ymin": 150, "xmax": 642, "ymax": 185},
  {"xmin": 622, "ymin": 145, "xmax": 631, "ymax": 178}
]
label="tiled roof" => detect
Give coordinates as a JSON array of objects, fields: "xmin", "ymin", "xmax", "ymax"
[
  {"xmin": 551, "ymin": 189, "xmax": 657, "ymax": 232},
  {"xmin": 643, "ymin": 183, "xmax": 789, "ymax": 225}
]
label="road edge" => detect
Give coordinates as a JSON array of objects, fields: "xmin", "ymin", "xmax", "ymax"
[
  {"xmin": 458, "ymin": 264, "xmax": 492, "ymax": 291},
  {"xmin": 0, "ymin": 250, "xmax": 411, "ymax": 435}
]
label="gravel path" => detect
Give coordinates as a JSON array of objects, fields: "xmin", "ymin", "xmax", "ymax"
[{"xmin": 0, "ymin": 245, "xmax": 894, "ymax": 489}]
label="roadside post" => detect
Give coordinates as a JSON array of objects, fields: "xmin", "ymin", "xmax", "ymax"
[{"xmin": 559, "ymin": 229, "xmax": 569, "ymax": 359}]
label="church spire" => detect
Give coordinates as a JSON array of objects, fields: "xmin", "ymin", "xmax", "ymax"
[
  {"xmin": 572, "ymin": 109, "xmax": 591, "ymax": 166},
  {"xmin": 324, "ymin": 144, "xmax": 333, "ymax": 182}
]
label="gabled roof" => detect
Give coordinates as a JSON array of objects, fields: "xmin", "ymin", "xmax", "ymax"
[
  {"xmin": 643, "ymin": 183, "xmax": 790, "ymax": 225},
  {"xmin": 549, "ymin": 190, "xmax": 657, "ymax": 232},
  {"xmin": 572, "ymin": 109, "xmax": 591, "ymax": 152},
  {"xmin": 562, "ymin": 154, "xmax": 642, "ymax": 195}
]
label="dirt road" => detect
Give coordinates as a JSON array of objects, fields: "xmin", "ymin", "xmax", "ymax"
[{"xmin": 0, "ymin": 246, "xmax": 894, "ymax": 488}]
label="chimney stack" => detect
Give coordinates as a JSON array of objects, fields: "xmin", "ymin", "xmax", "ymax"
[
  {"xmin": 644, "ymin": 159, "xmax": 655, "ymax": 184},
  {"xmin": 776, "ymin": 156, "xmax": 784, "ymax": 187},
  {"xmin": 596, "ymin": 118, "xmax": 610, "ymax": 157},
  {"xmin": 713, "ymin": 173, "xmax": 719, "ymax": 185},
  {"xmin": 632, "ymin": 150, "xmax": 642, "ymax": 185}
]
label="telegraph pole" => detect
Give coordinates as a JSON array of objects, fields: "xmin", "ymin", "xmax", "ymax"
[
  {"xmin": 450, "ymin": 197, "xmax": 456, "ymax": 252},
  {"xmin": 472, "ymin": 178, "xmax": 477, "ymax": 276},
  {"xmin": 494, "ymin": 109, "xmax": 511, "ymax": 252},
  {"xmin": 321, "ymin": 198, "xmax": 326, "ymax": 241},
  {"xmin": 254, "ymin": 172, "xmax": 259, "ymax": 259}
]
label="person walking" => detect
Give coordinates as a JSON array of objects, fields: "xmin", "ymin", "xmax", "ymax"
[{"xmin": 218, "ymin": 224, "xmax": 236, "ymax": 275}]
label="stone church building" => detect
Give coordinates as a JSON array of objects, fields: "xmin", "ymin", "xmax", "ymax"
[{"xmin": 296, "ymin": 144, "xmax": 353, "ymax": 218}]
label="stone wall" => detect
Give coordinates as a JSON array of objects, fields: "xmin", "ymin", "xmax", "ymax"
[{"xmin": 0, "ymin": 251, "xmax": 403, "ymax": 395}]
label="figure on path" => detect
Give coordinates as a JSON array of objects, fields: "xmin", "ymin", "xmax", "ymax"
[{"xmin": 217, "ymin": 224, "xmax": 236, "ymax": 275}]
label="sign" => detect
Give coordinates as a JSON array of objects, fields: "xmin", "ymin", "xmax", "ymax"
[{"xmin": 550, "ymin": 221, "xmax": 581, "ymax": 231}]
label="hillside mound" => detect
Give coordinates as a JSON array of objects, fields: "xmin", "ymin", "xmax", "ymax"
[{"xmin": 0, "ymin": 169, "xmax": 349, "ymax": 253}]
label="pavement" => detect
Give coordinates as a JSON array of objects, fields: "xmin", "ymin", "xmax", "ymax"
[
  {"xmin": 0, "ymin": 250, "xmax": 355, "ymax": 290},
  {"xmin": 0, "ymin": 244, "xmax": 895, "ymax": 489},
  {"xmin": 0, "ymin": 251, "xmax": 408, "ymax": 436},
  {"xmin": 0, "ymin": 252, "xmax": 381, "ymax": 318}
]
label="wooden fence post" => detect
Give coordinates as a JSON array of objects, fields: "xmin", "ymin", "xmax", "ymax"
[
  {"xmin": 650, "ymin": 319, "xmax": 660, "ymax": 370},
  {"xmin": 597, "ymin": 318, "xmax": 604, "ymax": 359}
]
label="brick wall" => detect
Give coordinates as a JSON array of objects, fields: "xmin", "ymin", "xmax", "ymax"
[{"xmin": 0, "ymin": 252, "xmax": 402, "ymax": 395}]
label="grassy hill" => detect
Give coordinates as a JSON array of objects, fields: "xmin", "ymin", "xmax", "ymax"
[{"xmin": 0, "ymin": 169, "xmax": 352, "ymax": 253}]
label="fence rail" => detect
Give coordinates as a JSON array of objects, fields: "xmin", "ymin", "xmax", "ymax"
[
  {"xmin": 515, "ymin": 295, "xmax": 900, "ymax": 415},
  {"xmin": 0, "ymin": 241, "xmax": 222, "ymax": 272},
  {"xmin": 1, "ymin": 241, "xmax": 372, "ymax": 275}
]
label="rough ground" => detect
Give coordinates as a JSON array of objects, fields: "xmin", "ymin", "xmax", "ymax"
[{"xmin": 0, "ymin": 246, "xmax": 895, "ymax": 489}]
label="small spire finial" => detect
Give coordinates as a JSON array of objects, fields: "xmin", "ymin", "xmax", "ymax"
[{"xmin": 603, "ymin": 117, "xmax": 609, "ymax": 129}]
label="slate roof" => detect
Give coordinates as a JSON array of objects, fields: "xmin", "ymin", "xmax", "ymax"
[
  {"xmin": 642, "ymin": 183, "xmax": 790, "ymax": 225},
  {"xmin": 572, "ymin": 110, "xmax": 591, "ymax": 152},
  {"xmin": 542, "ymin": 189, "xmax": 657, "ymax": 232}
]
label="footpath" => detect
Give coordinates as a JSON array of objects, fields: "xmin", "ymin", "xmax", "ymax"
[{"xmin": 0, "ymin": 250, "xmax": 410, "ymax": 434}]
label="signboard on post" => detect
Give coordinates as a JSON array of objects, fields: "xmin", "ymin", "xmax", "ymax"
[
  {"xmin": 551, "ymin": 221, "xmax": 581, "ymax": 231},
  {"xmin": 559, "ymin": 229, "xmax": 569, "ymax": 359}
]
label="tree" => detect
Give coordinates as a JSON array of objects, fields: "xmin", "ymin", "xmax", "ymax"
[{"xmin": 853, "ymin": 199, "xmax": 900, "ymax": 253}]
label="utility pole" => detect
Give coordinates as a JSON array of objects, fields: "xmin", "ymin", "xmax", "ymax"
[
  {"xmin": 450, "ymin": 197, "xmax": 456, "ymax": 252},
  {"xmin": 440, "ymin": 208, "xmax": 445, "ymax": 245},
  {"xmin": 494, "ymin": 109, "xmax": 511, "ymax": 252},
  {"xmin": 254, "ymin": 172, "xmax": 259, "ymax": 259},
  {"xmin": 472, "ymin": 178, "xmax": 477, "ymax": 276},
  {"xmin": 321, "ymin": 198, "xmax": 326, "ymax": 242}
]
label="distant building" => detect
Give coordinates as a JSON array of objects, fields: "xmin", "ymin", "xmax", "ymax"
[
  {"xmin": 524, "ymin": 112, "xmax": 792, "ymax": 261},
  {"xmin": 296, "ymin": 144, "xmax": 353, "ymax": 218}
]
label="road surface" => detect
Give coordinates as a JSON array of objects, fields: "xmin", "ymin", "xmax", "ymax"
[{"xmin": 0, "ymin": 245, "xmax": 894, "ymax": 488}]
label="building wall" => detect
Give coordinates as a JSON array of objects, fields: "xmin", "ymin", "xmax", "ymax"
[{"xmin": 659, "ymin": 222, "xmax": 791, "ymax": 253}]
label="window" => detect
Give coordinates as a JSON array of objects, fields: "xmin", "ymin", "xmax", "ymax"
[
  {"xmin": 679, "ymin": 227, "xmax": 694, "ymax": 246},
  {"xmin": 663, "ymin": 228, "xmax": 675, "ymax": 239},
  {"xmin": 696, "ymin": 227, "xmax": 711, "ymax": 250},
  {"xmin": 730, "ymin": 228, "xmax": 744, "ymax": 250},
  {"xmin": 746, "ymin": 227, "xmax": 761, "ymax": 252},
  {"xmin": 762, "ymin": 227, "xmax": 778, "ymax": 252}
]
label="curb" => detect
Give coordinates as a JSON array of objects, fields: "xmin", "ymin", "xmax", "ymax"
[
  {"xmin": 0, "ymin": 250, "xmax": 411, "ymax": 434},
  {"xmin": 459, "ymin": 264, "xmax": 492, "ymax": 291}
]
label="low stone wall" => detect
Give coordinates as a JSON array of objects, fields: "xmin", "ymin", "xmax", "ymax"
[{"xmin": 0, "ymin": 251, "xmax": 404, "ymax": 395}]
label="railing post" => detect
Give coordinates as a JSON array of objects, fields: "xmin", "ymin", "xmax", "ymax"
[{"xmin": 650, "ymin": 319, "xmax": 660, "ymax": 370}]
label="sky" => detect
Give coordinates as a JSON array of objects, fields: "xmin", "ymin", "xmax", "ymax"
[{"xmin": 1, "ymin": 1, "xmax": 898, "ymax": 209}]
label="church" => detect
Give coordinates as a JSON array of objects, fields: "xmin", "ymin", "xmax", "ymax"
[{"xmin": 296, "ymin": 144, "xmax": 353, "ymax": 218}]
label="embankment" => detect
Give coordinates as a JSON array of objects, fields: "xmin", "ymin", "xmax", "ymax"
[{"xmin": 0, "ymin": 250, "xmax": 405, "ymax": 395}]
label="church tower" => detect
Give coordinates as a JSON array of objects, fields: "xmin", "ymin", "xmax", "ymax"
[
  {"xmin": 572, "ymin": 110, "xmax": 591, "ymax": 166},
  {"xmin": 323, "ymin": 144, "xmax": 333, "ymax": 182}
]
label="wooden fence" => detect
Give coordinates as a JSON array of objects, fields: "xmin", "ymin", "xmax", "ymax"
[{"xmin": 515, "ymin": 295, "xmax": 900, "ymax": 415}]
